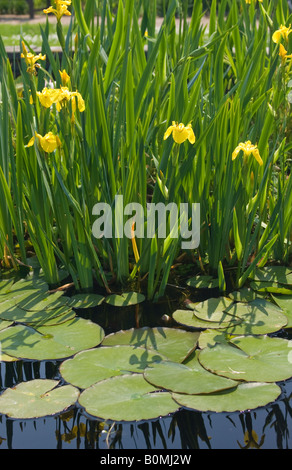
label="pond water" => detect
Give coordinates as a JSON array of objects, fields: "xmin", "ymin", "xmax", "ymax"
[{"xmin": 0, "ymin": 294, "xmax": 292, "ymax": 450}]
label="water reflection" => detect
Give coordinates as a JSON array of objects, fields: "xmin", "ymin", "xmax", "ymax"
[{"xmin": 0, "ymin": 357, "xmax": 292, "ymax": 449}]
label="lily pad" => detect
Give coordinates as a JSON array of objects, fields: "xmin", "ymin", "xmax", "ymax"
[
  {"xmin": 0, "ymin": 302, "xmax": 74, "ymax": 325},
  {"xmin": 78, "ymin": 374, "xmax": 179, "ymax": 421},
  {"xmin": 102, "ymin": 327, "xmax": 199, "ymax": 363},
  {"xmin": 197, "ymin": 329, "xmax": 236, "ymax": 349},
  {"xmin": 9, "ymin": 278, "xmax": 49, "ymax": 293},
  {"xmin": 144, "ymin": 356, "xmax": 238, "ymax": 395},
  {"xmin": 0, "ymin": 279, "xmax": 14, "ymax": 294},
  {"xmin": 172, "ymin": 309, "xmax": 241, "ymax": 330},
  {"xmin": 60, "ymin": 345, "xmax": 167, "ymax": 389},
  {"xmin": 223, "ymin": 298, "xmax": 288, "ymax": 335},
  {"xmin": 105, "ymin": 292, "xmax": 145, "ymax": 307},
  {"xmin": 172, "ymin": 382, "xmax": 281, "ymax": 413},
  {"xmin": 186, "ymin": 276, "xmax": 219, "ymax": 289},
  {"xmin": 67, "ymin": 293, "xmax": 104, "ymax": 309},
  {"xmin": 0, "ymin": 379, "xmax": 79, "ymax": 419},
  {"xmin": 0, "ymin": 317, "xmax": 105, "ymax": 360},
  {"xmin": 14, "ymin": 289, "xmax": 67, "ymax": 311},
  {"xmin": 0, "ymin": 319, "xmax": 13, "ymax": 331},
  {"xmin": 228, "ymin": 288, "xmax": 259, "ymax": 303},
  {"xmin": 250, "ymin": 281, "xmax": 292, "ymax": 295},
  {"xmin": 192, "ymin": 297, "xmax": 237, "ymax": 323},
  {"xmin": 198, "ymin": 335, "xmax": 292, "ymax": 382},
  {"xmin": 249, "ymin": 266, "xmax": 292, "ymax": 285},
  {"xmin": 271, "ymin": 295, "xmax": 292, "ymax": 328}
]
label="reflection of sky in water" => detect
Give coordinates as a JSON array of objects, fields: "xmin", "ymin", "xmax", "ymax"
[{"xmin": 0, "ymin": 358, "xmax": 291, "ymax": 449}]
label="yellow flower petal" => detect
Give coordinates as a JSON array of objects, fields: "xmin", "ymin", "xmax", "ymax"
[
  {"xmin": 232, "ymin": 141, "xmax": 262, "ymax": 165},
  {"xmin": 26, "ymin": 136, "xmax": 35, "ymax": 148},
  {"xmin": 164, "ymin": 122, "xmax": 195, "ymax": 144}
]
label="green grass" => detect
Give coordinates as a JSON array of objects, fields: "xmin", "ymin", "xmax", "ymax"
[{"xmin": 0, "ymin": 22, "xmax": 70, "ymax": 47}]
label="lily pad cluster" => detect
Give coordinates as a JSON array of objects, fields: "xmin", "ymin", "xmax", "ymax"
[
  {"xmin": 0, "ymin": 277, "xmax": 105, "ymax": 361},
  {"xmin": 0, "ymin": 268, "xmax": 291, "ymax": 422}
]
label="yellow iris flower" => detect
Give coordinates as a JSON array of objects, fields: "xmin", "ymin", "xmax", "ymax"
[
  {"xmin": 272, "ymin": 25, "xmax": 292, "ymax": 44},
  {"xmin": 43, "ymin": 0, "xmax": 71, "ymax": 21},
  {"xmin": 21, "ymin": 41, "xmax": 46, "ymax": 75},
  {"xmin": 59, "ymin": 69, "xmax": 70, "ymax": 86},
  {"xmin": 232, "ymin": 141, "xmax": 263, "ymax": 166},
  {"xmin": 279, "ymin": 43, "xmax": 292, "ymax": 64},
  {"xmin": 26, "ymin": 132, "xmax": 61, "ymax": 153},
  {"xmin": 37, "ymin": 87, "xmax": 85, "ymax": 113},
  {"xmin": 245, "ymin": 0, "xmax": 262, "ymax": 3},
  {"xmin": 164, "ymin": 122, "xmax": 196, "ymax": 144}
]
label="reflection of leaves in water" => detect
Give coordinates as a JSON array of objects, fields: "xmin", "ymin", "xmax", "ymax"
[
  {"xmin": 237, "ymin": 413, "xmax": 265, "ymax": 448},
  {"xmin": 168, "ymin": 409, "xmax": 211, "ymax": 449}
]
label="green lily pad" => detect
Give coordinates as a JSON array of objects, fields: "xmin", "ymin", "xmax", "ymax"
[
  {"xmin": 27, "ymin": 309, "xmax": 76, "ymax": 327},
  {"xmin": 0, "ymin": 319, "xmax": 13, "ymax": 331},
  {"xmin": 192, "ymin": 297, "xmax": 237, "ymax": 323},
  {"xmin": 0, "ymin": 379, "xmax": 79, "ymax": 419},
  {"xmin": 102, "ymin": 327, "xmax": 199, "ymax": 363},
  {"xmin": 172, "ymin": 382, "xmax": 281, "ymax": 413},
  {"xmin": 67, "ymin": 293, "xmax": 104, "ymax": 309},
  {"xmin": 14, "ymin": 289, "xmax": 67, "ymax": 311},
  {"xmin": 105, "ymin": 292, "xmax": 145, "ymax": 307},
  {"xmin": 9, "ymin": 278, "xmax": 49, "ymax": 293},
  {"xmin": 0, "ymin": 301, "xmax": 74, "ymax": 325},
  {"xmin": 144, "ymin": 356, "xmax": 238, "ymax": 395},
  {"xmin": 186, "ymin": 276, "xmax": 219, "ymax": 289},
  {"xmin": 198, "ymin": 335, "xmax": 292, "ymax": 382},
  {"xmin": 250, "ymin": 281, "xmax": 292, "ymax": 295},
  {"xmin": 223, "ymin": 298, "xmax": 288, "ymax": 335},
  {"xmin": 0, "ymin": 317, "xmax": 105, "ymax": 360},
  {"xmin": 172, "ymin": 309, "xmax": 241, "ymax": 330},
  {"xmin": 78, "ymin": 374, "xmax": 179, "ymax": 421},
  {"xmin": 271, "ymin": 295, "xmax": 292, "ymax": 328},
  {"xmin": 197, "ymin": 329, "xmax": 236, "ymax": 349},
  {"xmin": 60, "ymin": 345, "xmax": 167, "ymax": 389},
  {"xmin": 228, "ymin": 288, "xmax": 259, "ymax": 303},
  {"xmin": 0, "ymin": 351, "xmax": 18, "ymax": 362},
  {"xmin": 0, "ymin": 279, "xmax": 14, "ymax": 294},
  {"xmin": 249, "ymin": 266, "xmax": 292, "ymax": 284}
]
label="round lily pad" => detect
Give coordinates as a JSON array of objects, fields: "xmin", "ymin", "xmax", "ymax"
[
  {"xmin": 186, "ymin": 276, "xmax": 219, "ymax": 289},
  {"xmin": 105, "ymin": 292, "xmax": 145, "ymax": 307},
  {"xmin": 60, "ymin": 345, "xmax": 167, "ymax": 389},
  {"xmin": 78, "ymin": 373, "xmax": 179, "ymax": 421},
  {"xmin": 0, "ymin": 317, "xmax": 105, "ymax": 360},
  {"xmin": 172, "ymin": 382, "xmax": 281, "ymax": 413},
  {"xmin": 9, "ymin": 278, "xmax": 49, "ymax": 293},
  {"xmin": 228, "ymin": 288, "xmax": 258, "ymax": 303},
  {"xmin": 197, "ymin": 329, "xmax": 236, "ymax": 349},
  {"xmin": 67, "ymin": 293, "xmax": 104, "ymax": 309},
  {"xmin": 250, "ymin": 281, "xmax": 292, "ymax": 295},
  {"xmin": 249, "ymin": 266, "xmax": 292, "ymax": 284},
  {"xmin": 223, "ymin": 298, "xmax": 288, "ymax": 335},
  {"xmin": 172, "ymin": 309, "xmax": 241, "ymax": 330},
  {"xmin": 0, "ymin": 379, "xmax": 79, "ymax": 419},
  {"xmin": 198, "ymin": 335, "xmax": 292, "ymax": 383},
  {"xmin": 0, "ymin": 319, "xmax": 13, "ymax": 332},
  {"xmin": 271, "ymin": 294, "xmax": 292, "ymax": 328},
  {"xmin": 144, "ymin": 358, "xmax": 238, "ymax": 395},
  {"xmin": 14, "ymin": 289, "xmax": 67, "ymax": 311},
  {"xmin": 192, "ymin": 297, "xmax": 237, "ymax": 323},
  {"xmin": 0, "ymin": 279, "xmax": 14, "ymax": 294},
  {"xmin": 102, "ymin": 327, "xmax": 199, "ymax": 363},
  {"xmin": 0, "ymin": 302, "xmax": 74, "ymax": 325}
]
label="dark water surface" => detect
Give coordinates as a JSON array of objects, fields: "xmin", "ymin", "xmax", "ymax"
[{"xmin": 0, "ymin": 294, "xmax": 292, "ymax": 450}]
